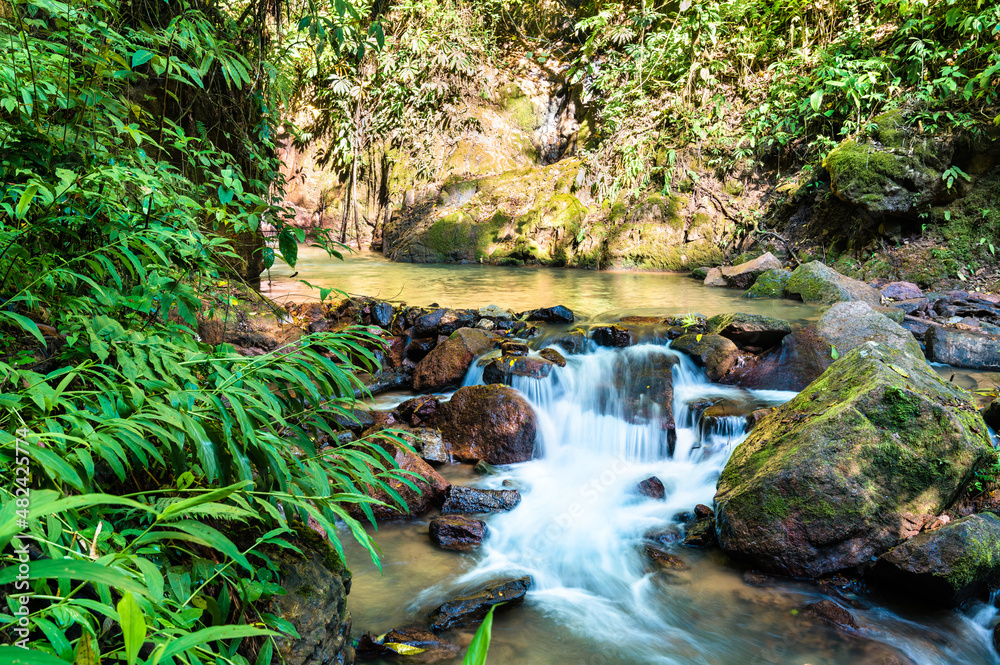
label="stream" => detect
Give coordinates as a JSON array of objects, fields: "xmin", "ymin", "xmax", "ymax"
[{"xmin": 265, "ymin": 249, "xmax": 1000, "ymax": 665}]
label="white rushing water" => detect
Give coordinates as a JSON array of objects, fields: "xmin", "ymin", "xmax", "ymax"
[{"xmin": 405, "ymin": 341, "xmax": 1000, "ymax": 665}]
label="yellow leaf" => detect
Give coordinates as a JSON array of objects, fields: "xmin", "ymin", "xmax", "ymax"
[
  {"xmin": 75, "ymin": 633, "xmax": 100, "ymax": 665},
  {"xmin": 384, "ymin": 643, "xmax": 427, "ymax": 655},
  {"xmin": 889, "ymin": 364, "xmax": 910, "ymax": 378}
]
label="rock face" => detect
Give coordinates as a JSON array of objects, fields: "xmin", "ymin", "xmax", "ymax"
[
  {"xmin": 784, "ymin": 261, "xmax": 882, "ymax": 307},
  {"xmin": 671, "ymin": 334, "xmax": 740, "ymax": 382},
  {"xmin": 441, "ymin": 485, "xmax": 522, "ymax": 514},
  {"xmin": 714, "ymin": 342, "xmax": 992, "ymax": 578},
  {"xmin": 719, "ymin": 252, "xmax": 783, "ymax": 289},
  {"xmin": 816, "ymin": 302, "xmax": 922, "ymax": 359},
  {"xmin": 706, "ymin": 312, "xmax": 792, "ymax": 350},
  {"xmin": 925, "ymin": 326, "xmax": 1000, "ymax": 370},
  {"xmin": 873, "ymin": 513, "xmax": 1000, "ymax": 606},
  {"xmin": 703, "ymin": 267, "xmax": 728, "ymax": 287},
  {"xmin": 428, "ymin": 577, "xmax": 532, "ymax": 632},
  {"xmin": 270, "ymin": 533, "xmax": 355, "ymax": 665},
  {"xmin": 429, "ymin": 516, "xmax": 488, "ymax": 551},
  {"xmin": 435, "ymin": 385, "xmax": 538, "ymax": 464},
  {"xmin": 413, "ymin": 328, "xmax": 498, "ymax": 392},
  {"xmin": 743, "ymin": 268, "xmax": 791, "ymax": 299}
]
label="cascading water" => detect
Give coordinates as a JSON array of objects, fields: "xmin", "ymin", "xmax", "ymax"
[{"xmin": 396, "ymin": 341, "xmax": 1000, "ymax": 665}]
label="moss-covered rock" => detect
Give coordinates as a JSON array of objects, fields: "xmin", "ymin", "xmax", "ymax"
[
  {"xmin": 743, "ymin": 268, "xmax": 792, "ymax": 299},
  {"xmin": 873, "ymin": 513, "xmax": 1000, "ymax": 606},
  {"xmin": 785, "ymin": 261, "xmax": 882, "ymax": 307},
  {"xmin": 823, "ymin": 110, "xmax": 954, "ymax": 215},
  {"xmin": 816, "ymin": 302, "xmax": 922, "ymax": 359},
  {"xmin": 715, "ymin": 342, "xmax": 993, "ymax": 578}
]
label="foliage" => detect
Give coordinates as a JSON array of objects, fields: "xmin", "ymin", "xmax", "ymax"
[
  {"xmin": 0, "ymin": 0, "xmax": 417, "ymax": 663},
  {"xmin": 461, "ymin": 605, "xmax": 497, "ymax": 665}
]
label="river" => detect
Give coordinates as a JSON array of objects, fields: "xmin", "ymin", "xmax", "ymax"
[{"xmin": 264, "ymin": 249, "xmax": 1000, "ymax": 665}]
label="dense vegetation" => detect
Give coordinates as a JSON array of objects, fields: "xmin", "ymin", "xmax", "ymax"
[{"xmin": 2, "ymin": 0, "xmax": 999, "ymax": 663}]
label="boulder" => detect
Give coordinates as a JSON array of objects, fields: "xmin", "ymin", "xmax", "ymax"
[
  {"xmin": 348, "ymin": 445, "xmax": 450, "ymax": 521},
  {"xmin": 743, "ymin": 269, "xmax": 791, "ymax": 299},
  {"xmin": 925, "ymin": 327, "xmax": 1000, "ymax": 370},
  {"xmin": 440, "ymin": 485, "xmax": 522, "ymax": 514},
  {"xmin": 638, "ymin": 476, "xmax": 666, "ymax": 499},
  {"xmin": 611, "ymin": 353, "xmax": 676, "ymax": 445},
  {"xmin": 722, "ymin": 326, "xmax": 832, "ymax": 392},
  {"xmin": 428, "ymin": 577, "xmax": 532, "ymax": 632},
  {"xmin": 500, "ymin": 341, "xmax": 529, "ymax": 356},
  {"xmin": 482, "ymin": 355, "xmax": 556, "ymax": 385},
  {"xmin": 546, "ymin": 328, "xmax": 587, "ymax": 354},
  {"xmin": 406, "ymin": 336, "xmax": 437, "ymax": 362},
  {"xmin": 816, "ymin": 302, "xmax": 922, "ymax": 359},
  {"xmin": 523, "ymin": 305, "xmax": 574, "ymax": 323},
  {"xmin": 538, "ymin": 347, "xmax": 567, "ymax": 366},
  {"xmin": 714, "ymin": 342, "xmax": 993, "ymax": 577},
  {"xmin": 881, "ymin": 282, "xmax": 923, "ymax": 301},
  {"xmin": 413, "ymin": 328, "xmax": 498, "ymax": 392},
  {"xmin": 720, "ymin": 252, "xmax": 783, "ymax": 289},
  {"xmin": 785, "ymin": 261, "xmax": 882, "ymax": 307},
  {"xmin": 703, "ymin": 267, "xmax": 728, "ymax": 288},
  {"xmin": 671, "ymin": 334, "xmax": 740, "ymax": 382},
  {"xmin": 706, "ymin": 312, "xmax": 792, "ymax": 351},
  {"xmin": 412, "ymin": 309, "xmax": 446, "ymax": 337},
  {"xmin": 435, "ymin": 385, "xmax": 538, "ymax": 464},
  {"xmin": 592, "ymin": 325, "xmax": 633, "ymax": 347},
  {"xmin": 477, "ymin": 304, "xmax": 513, "ymax": 320},
  {"xmin": 429, "ymin": 516, "xmax": 488, "ymax": 552},
  {"xmin": 872, "ymin": 513, "xmax": 1000, "ymax": 606},
  {"xmin": 394, "ymin": 396, "xmax": 440, "ymax": 426},
  {"xmin": 369, "ymin": 301, "xmax": 395, "ymax": 329}
]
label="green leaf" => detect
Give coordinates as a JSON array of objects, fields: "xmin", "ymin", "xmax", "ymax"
[
  {"xmin": 462, "ymin": 605, "xmax": 496, "ymax": 665},
  {"xmin": 0, "ymin": 646, "xmax": 70, "ymax": 665},
  {"xmin": 830, "ymin": 345, "xmax": 839, "ymax": 360},
  {"xmin": 132, "ymin": 50, "xmax": 155, "ymax": 68},
  {"xmin": 0, "ymin": 559, "xmax": 149, "ymax": 596},
  {"xmin": 278, "ymin": 229, "xmax": 298, "ymax": 268},
  {"xmin": 0, "ymin": 311, "xmax": 46, "ymax": 345},
  {"xmin": 155, "ymin": 626, "xmax": 277, "ymax": 662},
  {"xmin": 15, "ymin": 184, "xmax": 38, "ymax": 219},
  {"xmin": 809, "ymin": 89, "xmax": 824, "ymax": 112},
  {"xmin": 118, "ymin": 592, "xmax": 147, "ymax": 665}
]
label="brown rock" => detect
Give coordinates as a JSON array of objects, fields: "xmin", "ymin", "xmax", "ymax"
[
  {"xmin": 645, "ymin": 546, "xmax": 689, "ymax": 570},
  {"xmin": 429, "ymin": 516, "xmax": 487, "ymax": 552},
  {"xmin": 413, "ymin": 328, "xmax": 498, "ymax": 392},
  {"xmin": 482, "ymin": 355, "xmax": 556, "ymax": 384},
  {"xmin": 638, "ymin": 476, "xmax": 666, "ymax": 499},
  {"xmin": 804, "ymin": 599, "xmax": 859, "ymax": 631},
  {"xmin": 720, "ymin": 252, "xmax": 783, "ymax": 289},
  {"xmin": 435, "ymin": 385, "xmax": 538, "ymax": 464},
  {"xmin": 538, "ymin": 347, "xmax": 567, "ymax": 366},
  {"xmin": 671, "ymin": 334, "xmax": 740, "ymax": 382}
]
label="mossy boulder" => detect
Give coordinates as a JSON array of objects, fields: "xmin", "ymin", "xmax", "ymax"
[
  {"xmin": 816, "ymin": 302, "xmax": 922, "ymax": 360},
  {"xmin": 743, "ymin": 269, "xmax": 791, "ymax": 299},
  {"xmin": 873, "ymin": 513, "xmax": 1000, "ymax": 606},
  {"xmin": 715, "ymin": 342, "xmax": 993, "ymax": 578},
  {"xmin": 719, "ymin": 252, "xmax": 783, "ymax": 289},
  {"xmin": 823, "ymin": 111, "xmax": 954, "ymax": 215},
  {"xmin": 785, "ymin": 261, "xmax": 882, "ymax": 307}
]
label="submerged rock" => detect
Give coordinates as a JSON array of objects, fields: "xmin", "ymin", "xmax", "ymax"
[
  {"xmin": 440, "ymin": 485, "xmax": 521, "ymax": 514},
  {"xmin": 784, "ymin": 261, "xmax": 882, "ymax": 307},
  {"xmin": 413, "ymin": 328, "xmax": 499, "ymax": 392},
  {"xmin": 714, "ymin": 342, "xmax": 992, "ymax": 578},
  {"xmin": 546, "ymin": 327, "xmax": 588, "ymax": 354},
  {"xmin": 429, "ymin": 516, "xmax": 488, "ymax": 552},
  {"xmin": 804, "ymin": 600, "xmax": 859, "ymax": 631},
  {"xmin": 645, "ymin": 546, "xmax": 689, "ymax": 570},
  {"xmin": 591, "ymin": 325, "xmax": 633, "ymax": 347},
  {"xmin": 872, "ymin": 513, "xmax": 1000, "ymax": 606},
  {"xmin": 816, "ymin": 302, "xmax": 922, "ymax": 359},
  {"xmin": 671, "ymin": 334, "xmax": 739, "ymax": 382},
  {"xmin": 428, "ymin": 577, "xmax": 532, "ymax": 632},
  {"xmin": 925, "ymin": 326, "xmax": 1000, "ymax": 370},
  {"xmin": 683, "ymin": 506, "xmax": 716, "ymax": 548},
  {"xmin": 435, "ymin": 385, "xmax": 538, "ymax": 464},
  {"xmin": 743, "ymin": 268, "xmax": 791, "ymax": 299},
  {"xmin": 706, "ymin": 312, "xmax": 792, "ymax": 351}
]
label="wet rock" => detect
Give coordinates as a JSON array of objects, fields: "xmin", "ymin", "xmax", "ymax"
[
  {"xmin": 347, "ymin": 444, "xmax": 450, "ymax": 521},
  {"xmin": 881, "ymin": 282, "xmax": 923, "ymax": 301},
  {"xmin": 369, "ymin": 301, "xmax": 396, "ymax": 329},
  {"xmin": 475, "ymin": 318, "xmax": 496, "ymax": 331},
  {"xmin": 785, "ymin": 261, "xmax": 882, "ymax": 307},
  {"xmin": 500, "ymin": 341, "xmax": 529, "ymax": 356},
  {"xmin": 723, "ymin": 326, "xmax": 832, "ymax": 392},
  {"xmin": 357, "ymin": 627, "xmax": 460, "ymax": 662},
  {"xmin": 982, "ymin": 400, "xmax": 1000, "ymax": 431},
  {"xmin": 394, "ymin": 396, "xmax": 440, "ymax": 427},
  {"xmin": 546, "ymin": 328, "xmax": 588, "ymax": 354},
  {"xmin": 477, "ymin": 304, "xmax": 513, "ymax": 320},
  {"xmin": 611, "ymin": 353, "xmax": 677, "ymax": 448},
  {"xmin": 746, "ymin": 408, "xmax": 773, "ymax": 430},
  {"xmin": 429, "ymin": 516, "xmax": 487, "ymax": 552},
  {"xmin": 703, "ymin": 267, "xmax": 728, "ymax": 287},
  {"xmin": 413, "ymin": 328, "xmax": 498, "ymax": 392},
  {"xmin": 412, "ymin": 309, "xmax": 446, "ymax": 337},
  {"xmin": 474, "ymin": 460, "xmax": 498, "ymax": 476},
  {"xmin": 538, "ymin": 348, "xmax": 567, "ymax": 366},
  {"xmin": 406, "ymin": 337, "xmax": 438, "ymax": 362},
  {"xmin": 483, "ymin": 355, "xmax": 556, "ymax": 385},
  {"xmin": 645, "ymin": 546, "xmax": 689, "ymax": 570},
  {"xmin": 395, "ymin": 426, "xmax": 449, "ymax": 464},
  {"xmin": 694, "ymin": 504, "xmax": 713, "ymax": 519},
  {"xmin": 638, "ymin": 476, "xmax": 666, "ymax": 499},
  {"xmin": 438, "ymin": 310, "xmax": 476, "ymax": 335},
  {"xmin": 925, "ymin": 326, "xmax": 1000, "ymax": 370},
  {"xmin": 434, "ymin": 385, "xmax": 537, "ymax": 464},
  {"xmin": 428, "ymin": 577, "xmax": 532, "ymax": 632},
  {"xmin": 706, "ymin": 312, "xmax": 792, "ymax": 351},
  {"xmin": 359, "ymin": 367, "xmax": 413, "ymax": 396},
  {"xmin": 440, "ymin": 485, "xmax": 521, "ymax": 514},
  {"xmin": 671, "ymin": 334, "xmax": 740, "ymax": 382},
  {"xmin": 523, "ymin": 305, "xmax": 574, "ymax": 323},
  {"xmin": 804, "ymin": 600, "xmax": 859, "ymax": 631},
  {"xmin": 872, "ymin": 513, "xmax": 1000, "ymax": 606},
  {"xmin": 683, "ymin": 509, "xmax": 716, "ymax": 548},
  {"xmin": 592, "ymin": 325, "xmax": 633, "ymax": 347},
  {"xmin": 892, "ymin": 297, "xmax": 930, "ymax": 315},
  {"xmin": 743, "ymin": 268, "xmax": 792, "ymax": 299},
  {"xmin": 646, "ymin": 526, "xmax": 683, "ymax": 546},
  {"xmin": 720, "ymin": 252, "xmax": 783, "ymax": 289},
  {"xmin": 742, "ymin": 571, "xmax": 775, "ymax": 587},
  {"xmin": 268, "ymin": 533, "xmax": 354, "ymax": 665},
  {"xmin": 816, "ymin": 302, "xmax": 922, "ymax": 359},
  {"xmin": 714, "ymin": 342, "xmax": 993, "ymax": 578}
]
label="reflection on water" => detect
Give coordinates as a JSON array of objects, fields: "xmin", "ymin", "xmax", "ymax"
[{"xmin": 261, "ymin": 247, "xmax": 822, "ymax": 324}]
